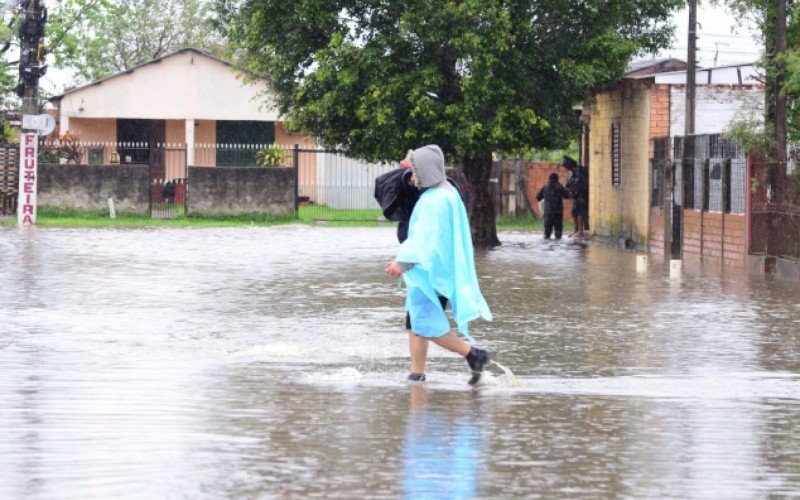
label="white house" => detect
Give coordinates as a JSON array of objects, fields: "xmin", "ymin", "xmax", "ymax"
[
  {"xmin": 49, "ymin": 48, "xmax": 316, "ymax": 176},
  {"xmin": 49, "ymin": 48, "xmax": 393, "ymax": 209}
]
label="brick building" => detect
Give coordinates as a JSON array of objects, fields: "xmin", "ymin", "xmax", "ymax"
[{"xmin": 579, "ymin": 60, "xmax": 763, "ymax": 269}]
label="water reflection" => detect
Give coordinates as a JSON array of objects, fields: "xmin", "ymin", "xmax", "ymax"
[
  {"xmin": 2, "ymin": 226, "xmax": 800, "ymax": 496},
  {"xmin": 402, "ymin": 385, "xmax": 482, "ymax": 499}
]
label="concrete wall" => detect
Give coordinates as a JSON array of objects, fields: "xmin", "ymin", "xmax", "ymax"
[
  {"xmin": 588, "ymin": 85, "xmax": 652, "ymax": 246},
  {"xmin": 669, "ymin": 86, "xmax": 764, "ymax": 137},
  {"xmin": 39, "ymin": 163, "xmax": 150, "ymax": 213},
  {"xmin": 189, "ymin": 166, "xmax": 295, "ymax": 216}
]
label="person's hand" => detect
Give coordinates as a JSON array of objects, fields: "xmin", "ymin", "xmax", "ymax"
[{"xmin": 385, "ymin": 260, "xmax": 405, "ymax": 276}]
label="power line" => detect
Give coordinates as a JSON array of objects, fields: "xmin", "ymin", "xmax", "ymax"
[{"xmin": 671, "ymin": 47, "xmax": 762, "ymax": 55}]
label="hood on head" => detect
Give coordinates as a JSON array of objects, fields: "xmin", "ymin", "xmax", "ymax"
[{"xmin": 409, "ymin": 145, "xmax": 445, "ymax": 189}]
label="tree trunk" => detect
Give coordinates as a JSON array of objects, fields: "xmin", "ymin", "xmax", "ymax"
[{"xmin": 461, "ymin": 155, "xmax": 501, "ymax": 248}]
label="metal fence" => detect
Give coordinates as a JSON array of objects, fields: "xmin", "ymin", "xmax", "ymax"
[
  {"xmin": 750, "ymin": 146, "xmax": 800, "ymax": 260},
  {"xmin": 1, "ymin": 139, "xmax": 401, "ymax": 221},
  {"xmin": 672, "ymin": 134, "xmax": 746, "ymax": 214},
  {"xmin": 298, "ymin": 148, "xmax": 397, "ymax": 219}
]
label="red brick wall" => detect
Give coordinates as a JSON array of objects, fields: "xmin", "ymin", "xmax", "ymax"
[
  {"xmin": 649, "ymin": 85, "xmax": 670, "ymax": 141},
  {"xmin": 649, "ymin": 208, "xmax": 665, "ymax": 257},
  {"xmin": 526, "ymin": 162, "xmax": 573, "ymax": 220},
  {"xmin": 682, "ymin": 210, "xmax": 747, "ymax": 267},
  {"xmin": 648, "ymin": 85, "xmax": 670, "ymax": 256},
  {"xmin": 722, "ymin": 215, "xmax": 746, "ymax": 267}
]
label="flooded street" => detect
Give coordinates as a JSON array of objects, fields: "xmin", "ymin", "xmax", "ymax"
[{"xmin": 1, "ymin": 225, "xmax": 800, "ymax": 498}]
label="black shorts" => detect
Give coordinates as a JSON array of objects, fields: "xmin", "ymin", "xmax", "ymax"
[{"xmin": 406, "ymin": 295, "xmax": 449, "ymax": 330}]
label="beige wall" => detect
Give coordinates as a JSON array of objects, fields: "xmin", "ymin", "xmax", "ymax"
[
  {"xmin": 193, "ymin": 120, "xmax": 217, "ymax": 166},
  {"xmin": 275, "ymin": 122, "xmax": 317, "ymax": 148},
  {"xmin": 165, "ymin": 120, "xmax": 184, "ymax": 144},
  {"xmin": 67, "ymin": 118, "xmax": 116, "ymax": 143},
  {"xmin": 58, "ymin": 50, "xmax": 280, "ymax": 124},
  {"xmin": 588, "ymin": 86, "xmax": 652, "ymax": 246},
  {"xmin": 63, "ymin": 115, "xmax": 319, "ymax": 172}
]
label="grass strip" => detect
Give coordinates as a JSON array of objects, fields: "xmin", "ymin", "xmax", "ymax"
[{"xmin": 2, "ymin": 206, "xmax": 560, "ymax": 232}]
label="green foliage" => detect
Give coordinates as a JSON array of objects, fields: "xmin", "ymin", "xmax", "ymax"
[
  {"xmin": 0, "ymin": 120, "xmax": 17, "ymax": 143},
  {"xmin": 9, "ymin": 206, "xmax": 300, "ymax": 228},
  {"xmin": 716, "ymin": 1, "xmax": 800, "ymax": 145},
  {"xmin": 220, "ymin": 0, "xmax": 681, "ymax": 245},
  {"xmin": 221, "ymin": 0, "xmax": 682, "ymax": 163},
  {"xmin": 255, "ymin": 144, "xmax": 287, "ymax": 167},
  {"xmin": 40, "ymin": 130, "xmax": 85, "ymax": 164},
  {"xmin": 49, "ymin": 0, "xmax": 228, "ymax": 85},
  {"xmin": 523, "ymin": 138, "xmax": 580, "ymax": 163},
  {"xmin": 724, "ymin": 117, "xmax": 771, "ymax": 157}
]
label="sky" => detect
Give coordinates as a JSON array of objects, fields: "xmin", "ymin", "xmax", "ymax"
[
  {"xmin": 656, "ymin": 3, "xmax": 763, "ymax": 67},
  {"xmin": 39, "ymin": 3, "xmax": 765, "ymax": 96}
]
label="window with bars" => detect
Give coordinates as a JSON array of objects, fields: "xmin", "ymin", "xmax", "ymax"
[{"xmin": 611, "ymin": 122, "xmax": 620, "ymax": 186}]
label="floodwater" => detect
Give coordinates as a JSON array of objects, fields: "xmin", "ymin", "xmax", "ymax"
[{"xmin": 1, "ymin": 225, "xmax": 800, "ymax": 498}]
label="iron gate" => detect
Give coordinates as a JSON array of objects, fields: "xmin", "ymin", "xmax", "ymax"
[{"xmin": 101, "ymin": 142, "xmax": 188, "ymax": 219}]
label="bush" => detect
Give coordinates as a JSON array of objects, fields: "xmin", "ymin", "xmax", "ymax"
[{"xmin": 256, "ymin": 144, "xmax": 287, "ymax": 167}]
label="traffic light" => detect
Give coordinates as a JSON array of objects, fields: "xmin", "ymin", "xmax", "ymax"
[{"xmin": 16, "ymin": 0, "xmax": 48, "ymax": 97}]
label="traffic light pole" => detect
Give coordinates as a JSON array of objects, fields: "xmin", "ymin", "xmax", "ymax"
[{"xmin": 16, "ymin": 0, "xmax": 47, "ymax": 226}]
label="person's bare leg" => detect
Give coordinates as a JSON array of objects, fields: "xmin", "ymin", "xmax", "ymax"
[
  {"xmin": 429, "ymin": 332, "xmax": 471, "ymax": 355},
  {"xmin": 408, "ymin": 331, "xmax": 429, "ymax": 375},
  {"xmin": 576, "ymin": 215, "xmax": 585, "ymax": 237}
]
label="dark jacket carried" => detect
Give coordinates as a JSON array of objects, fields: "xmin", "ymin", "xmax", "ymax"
[
  {"xmin": 374, "ymin": 168, "xmax": 419, "ymax": 242},
  {"xmin": 536, "ymin": 180, "xmax": 571, "ymax": 216},
  {"xmin": 374, "ymin": 167, "xmax": 462, "ymax": 243}
]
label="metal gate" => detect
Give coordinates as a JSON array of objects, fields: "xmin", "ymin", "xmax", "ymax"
[
  {"xmin": 150, "ymin": 145, "xmax": 187, "ymax": 219},
  {"xmin": 294, "ymin": 147, "xmax": 398, "ymax": 221},
  {"xmin": 0, "ymin": 143, "xmax": 18, "ymax": 217}
]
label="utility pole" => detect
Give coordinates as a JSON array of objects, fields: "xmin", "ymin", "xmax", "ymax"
[
  {"xmin": 773, "ymin": 0, "xmax": 787, "ymax": 201},
  {"xmin": 16, "ymin": 0, "xmax": 48, "ymax": 225},
  {"xmin": 676, "ymin": 0, "xmax": 698, "ymax": 260},
  {"xmin": 686, "ymin": 0, "xmax": 697, "ymax": 139}
]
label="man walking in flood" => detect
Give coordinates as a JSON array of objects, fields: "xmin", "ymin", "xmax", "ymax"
[
  {"xmin": 385, "ymin": 145, "xmax": 492, "ymax": 385},
  {"xmin": 535, "ymin": 172, "xmax": 571, "ymax": 240}
]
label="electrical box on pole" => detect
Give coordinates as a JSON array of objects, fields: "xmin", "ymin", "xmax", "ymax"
[{"xmin": 16, "ymin": 0, "xmax": 47, "ymax": 226}]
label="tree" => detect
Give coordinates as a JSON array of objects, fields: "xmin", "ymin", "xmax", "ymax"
[
  {"xmin": 49, "ymin": 0, "xmax": 227, "ymax": 85},
  {"xmin": 221, "ymin": 0, "xmax": 681, "ymax": 247},
  {"xmin": 0, "ymin": 1, "xmax": 107, "ymax": 111}
]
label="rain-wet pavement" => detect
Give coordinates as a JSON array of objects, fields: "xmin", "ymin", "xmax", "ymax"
[{"xmin": 1, "ymin": 225, "xmax": 800, "ymax": 498}]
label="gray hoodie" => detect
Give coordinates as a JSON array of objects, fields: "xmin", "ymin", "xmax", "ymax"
[{"xmin": 409, "ymin": 145, "xmax": 449, "ymax": 190}]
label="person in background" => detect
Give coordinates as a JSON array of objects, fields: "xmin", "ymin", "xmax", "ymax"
[
  {"xmin": 384, "ymin": 145, "xmax": 492, "ymax": 385},
  {"xmin": 563, "ymin": 156, "xmax": 589, "ymax": 238},
  {"xmin": 162, "ymin": 180, "xmax": 176, "ymax": 205},
  {"xmin": 535, "ymin": 172, "xmax": 571, "ymax": 240}
]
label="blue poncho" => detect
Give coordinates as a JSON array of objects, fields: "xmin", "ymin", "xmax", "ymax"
[{"xmin": 396, "ymin": 186, "xmax": 492, "ymax": 340}]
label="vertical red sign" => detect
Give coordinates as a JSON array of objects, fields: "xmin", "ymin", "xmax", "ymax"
[{"xmin": 17, "ymin": 132, "xmax": 38, "ymax": 225}]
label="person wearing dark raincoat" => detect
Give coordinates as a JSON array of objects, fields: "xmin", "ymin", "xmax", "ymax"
[
  {"xmin": 385, "ymin": 145, "xmax": 492, "ymax": 385},
  {"xmin": 563, "ymin": 156, "xmax": 589, "ymax": 238},
  {"xmin": 535, "ymin": 172, "xmax": 571, "ymax": 240}
]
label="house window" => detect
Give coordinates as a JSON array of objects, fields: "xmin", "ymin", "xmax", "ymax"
[
  {"xmin": 611, "ymin": 122, "xmax": 620, "ymax": 186},
  {"xmin": 216, "ymin": 120, "xmax": 276, "ymax": 167}
]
